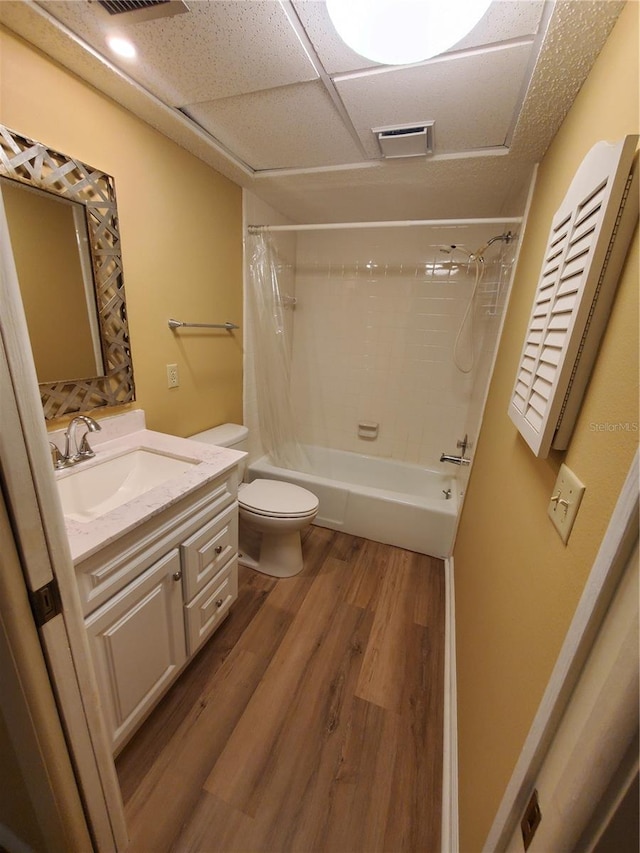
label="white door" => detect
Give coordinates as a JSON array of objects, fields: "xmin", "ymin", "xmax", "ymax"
[{"xmin": 0, "ymin": 190, "xmax": 127, "ymax": 849}]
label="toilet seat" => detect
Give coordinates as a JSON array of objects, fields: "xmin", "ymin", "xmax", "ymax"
[{"xmin": 239, "ymin": 479, "xmax": 319, "ymax": 519}]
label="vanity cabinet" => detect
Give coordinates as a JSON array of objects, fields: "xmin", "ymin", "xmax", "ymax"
[{"xmin": 76, "ymin": 467, "xmax": 240, "ymax": 753}]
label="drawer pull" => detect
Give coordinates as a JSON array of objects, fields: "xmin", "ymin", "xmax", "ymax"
[
  {"xmin": 214, "ymin": 545, "xmax": 223, "ymax": 555},
  {"xmin": 172, "ymin": 571, "xmax": 183, "ymax": 582},
  {"xmin": 215, "ymin": 598, "xmax": 224, "ymax": 608}
]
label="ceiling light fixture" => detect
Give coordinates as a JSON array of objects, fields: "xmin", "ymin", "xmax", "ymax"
[
  {"xmin": 326, "ymin": 0, "xmax": 493, "ymax": 66},
  {"xmin": 106, "ymin": 35, "xmax": 137, "ymax": 59}
]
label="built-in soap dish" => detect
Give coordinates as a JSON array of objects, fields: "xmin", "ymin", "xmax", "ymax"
[{"xmin": 358, "ymin": 421, "xmax": 379, "ymax": 440}]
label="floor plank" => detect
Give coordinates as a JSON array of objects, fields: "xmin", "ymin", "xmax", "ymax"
[{"xmin": 116, "ymin": 526, "xmax": 445, "ymax": 852}]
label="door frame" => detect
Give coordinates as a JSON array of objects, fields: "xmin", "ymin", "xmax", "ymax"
[{"xmin": 0, "ymin": 192, "xmax": 127, "ymax": 849}]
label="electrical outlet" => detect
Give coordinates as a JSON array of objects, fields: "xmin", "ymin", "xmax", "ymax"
[
  {"xmin": 166, "ymin": 363, "xmax": 179, "ymax": 388},
  {"xmin": 548, "ymin": 463, "xmax": 585, "ymax": 544}
]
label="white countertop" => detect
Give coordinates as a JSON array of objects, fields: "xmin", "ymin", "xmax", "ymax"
[{"xmin": 56, "ymin": 427, "xmax": 244, "ymax": 564}]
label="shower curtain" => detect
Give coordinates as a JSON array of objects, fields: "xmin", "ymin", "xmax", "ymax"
[{"xmin": 246, "ymin": 232, "xmax": 309, "ymax": 472}]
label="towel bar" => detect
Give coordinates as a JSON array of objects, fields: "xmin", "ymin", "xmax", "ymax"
[{"xmin": 168, "ymin": 319, "xmax": 239, "ymax": 331}]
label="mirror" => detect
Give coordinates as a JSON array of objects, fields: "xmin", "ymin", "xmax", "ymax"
[
  {"xmin": 1, "ymin": 178, "xmax": 105, "ymax": 383},
  {"xmin": 0, "ymin": 123, "xmax": 135, "ymax": 419}
]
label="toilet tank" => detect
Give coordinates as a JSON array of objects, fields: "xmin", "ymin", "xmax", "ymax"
[{"xmin": 190, "ymin": 423, "xmax": 249, "ymax": 478}]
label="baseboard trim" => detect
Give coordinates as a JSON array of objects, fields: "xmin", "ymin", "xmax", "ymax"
[{"xmin": 442, "ymin": 556, "xmax": 459, "ymax": 853}]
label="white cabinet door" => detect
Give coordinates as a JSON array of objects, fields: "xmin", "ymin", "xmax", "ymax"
[{"xmin": 85, "ymin": 549, "xmax": 186, "ymax": 752}]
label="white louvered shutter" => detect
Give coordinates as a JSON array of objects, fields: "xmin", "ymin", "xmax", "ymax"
[{"xmin": 508, "ymin": 136, "xmax": 638, "ymax": 458}]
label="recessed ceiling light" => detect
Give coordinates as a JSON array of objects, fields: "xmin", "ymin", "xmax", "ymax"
[
  {"xmin": 326, "ymin": 0, "xmax": 493, "ymax": 66},
  {"xmin": 107, "ymin": 36, "xmax": 137, "ymax": 59}
]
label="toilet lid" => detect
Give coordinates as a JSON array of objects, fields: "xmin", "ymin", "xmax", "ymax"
[{"xmin": 239, "ymin": 479, "xmax": 319, "ymax": 518}]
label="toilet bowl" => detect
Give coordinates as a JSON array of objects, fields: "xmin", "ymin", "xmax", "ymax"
[
  {"xmin": 237, "ymin": 479, "xmax": 318, "ymax": 577},
  {"xmin": 189, "ymin": 424, "xmax": 318, "ymax": 578}
]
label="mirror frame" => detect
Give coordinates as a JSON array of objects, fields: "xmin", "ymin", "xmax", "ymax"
[{"xmin": 0, "ymin": 123, "xmax": 135, "ymax": 419}]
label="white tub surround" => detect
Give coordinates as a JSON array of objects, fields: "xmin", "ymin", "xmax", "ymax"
[
  {"xmin": 249, "ymin": 445, "xmax": 457, "ymax": 558},
  {"xmin": 243, "ymin": 217, "xmax": 520, "ymax": 557}
]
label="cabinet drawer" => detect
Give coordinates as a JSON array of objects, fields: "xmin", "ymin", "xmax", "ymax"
[
  {"xmin": 76, "ymin": 470, "xmax": 237, "ymax": 616},
  {"xmin": 85, "ymin": 549, "xmax": 187, "ymax": 752},
  {"xmin": 181, "ymin": 503, "xmax": 238, "ymax": 600},
  {"xmin": 185, "ymin": 557, "xmax": 238, "ymax": 656}
]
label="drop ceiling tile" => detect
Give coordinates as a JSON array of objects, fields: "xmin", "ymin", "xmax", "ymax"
[
  {"xmin": 453, "ymin": 0, "xmax": 546, "ymax": 50},
  {"xmin": 184, "ymin": 81, "xmax": 365, "ymax": 171},
  {"xmin": 336, "ymin": 43, "xmax": 532, "ymax": 158},
  {"xmin": 293, "ymin": 0, "xmax": 545, "ymax": 75},
  {"xmin": 38, "ymin": 0, "xmax": 318, "ymax": 104}
]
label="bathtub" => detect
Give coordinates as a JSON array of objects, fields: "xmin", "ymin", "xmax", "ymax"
[{"xmin": 247, "ymin": 445, "xmax": 458, "ymax": 558}]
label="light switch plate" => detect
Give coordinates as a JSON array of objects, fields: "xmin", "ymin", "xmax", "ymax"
[{"xmin": 548, "ymin": 463, "xmax": 585, "ymax": 544}]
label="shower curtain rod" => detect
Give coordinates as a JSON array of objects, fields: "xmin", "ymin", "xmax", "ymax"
[{"xmin": 247, "ymin": 217, "xmax": 522, "ymax": 233}]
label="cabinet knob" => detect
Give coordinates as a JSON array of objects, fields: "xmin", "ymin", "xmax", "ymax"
[
  {"xmin": 215, "ymin": 545, "xmax": 223, "ymax": 555},
  {"xmin": 172, "ymin": 570, "xmax": 182, "ymax": 582},
  {"xmin": 215, "ymin": 598, "xmax": 224, "ymax": 608}
]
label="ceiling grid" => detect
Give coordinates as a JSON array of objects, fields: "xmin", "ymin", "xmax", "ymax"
[{"xmin": 0, "ymin": 0, "xmax": 626, "ymax": 221}]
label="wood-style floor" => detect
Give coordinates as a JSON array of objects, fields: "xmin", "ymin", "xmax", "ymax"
[{"xmin": 116, "ymin": 525, "xmax": 446, "ymax": 853}]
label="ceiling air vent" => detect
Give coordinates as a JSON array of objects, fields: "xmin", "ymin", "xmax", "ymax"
[
  {"xmin": 373, "ymin": 121, "xmax": 435, "ymax": 159},
  {"xmin": 96, "ymin": 0, "xmax": 189, "ymax": 22}
]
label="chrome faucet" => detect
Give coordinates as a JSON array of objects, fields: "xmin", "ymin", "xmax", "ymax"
[
  {"xmin": 440, "ymin": 434, "xmax": 471, "ymax": 466},
  {"xmin": 63, "ymin": 415, "xmax": 102, "ymax": 464}
]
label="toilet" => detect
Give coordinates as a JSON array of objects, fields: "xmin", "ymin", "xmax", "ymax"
[{"xmin": 189, "ymin": 424, "xmax": 319, "ymax": 578}]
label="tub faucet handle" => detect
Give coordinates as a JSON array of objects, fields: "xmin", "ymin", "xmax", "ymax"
[{"xmin": 456, "ymin": 434, "xmax": 470, "ymax": 456}]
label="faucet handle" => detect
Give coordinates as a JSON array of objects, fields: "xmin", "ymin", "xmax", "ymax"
[
  {"xmin": 49, "ymin": 441, "xmax": 67, "ymax": 470},
  {"xmin": 77, "ymin": 433, "xmax": 96, "ymax": 459},
  {"xmin": 457, "ymin": 434, "xmax": 469, "ymax": 455}
]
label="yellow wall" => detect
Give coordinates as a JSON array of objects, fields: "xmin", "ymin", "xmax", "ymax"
[
  {"xmin": 453, "ymin": 4, "xmax": 639, "ymax": 850},
  {"xmin": 0, "ymin": 28, "xmax": 243, "ymax": 436}
]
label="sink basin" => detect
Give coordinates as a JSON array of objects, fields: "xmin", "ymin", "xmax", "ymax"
[{"xmin": 56, "ymin": 448, "xmax": 199, "ymax": 523}]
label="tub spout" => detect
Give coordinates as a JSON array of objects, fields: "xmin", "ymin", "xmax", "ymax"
[{"xmin": 440, "ymin": 452, "xmax": 471, "ymax": 466}]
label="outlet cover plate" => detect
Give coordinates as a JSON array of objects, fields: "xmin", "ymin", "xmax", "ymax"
[
  {"xmin": 548, "ymin": 463, "xmax": 585, "ymax": 544},
  {"xmin": 167, "ymin": 363, "xmax": 179, "ymax": 388}
]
